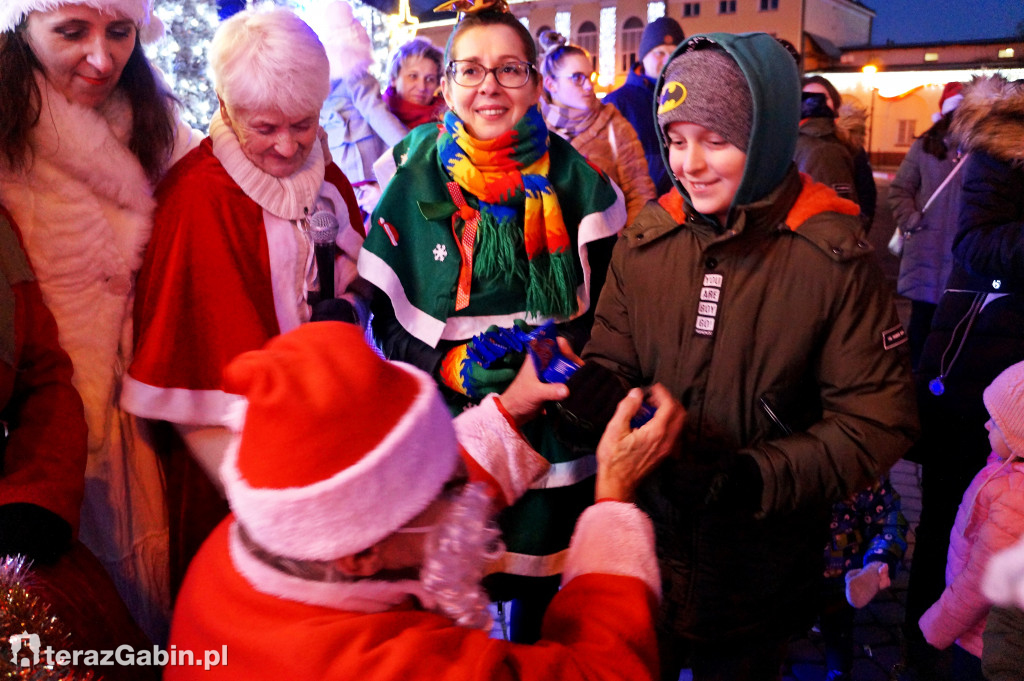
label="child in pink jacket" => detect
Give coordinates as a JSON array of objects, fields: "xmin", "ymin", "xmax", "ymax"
[{"xmin": 919, "ymin": 359, "xmax": 1024, "ymax": 680}]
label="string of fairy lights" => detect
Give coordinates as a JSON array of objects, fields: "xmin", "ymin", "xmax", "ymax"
[
  {"xmin": 145, "ymin": 0, "xmax": 1023, "ymax": 134},
  {"xmin": 145, "ymin": 0, "xmax": 403, "ymax": 128}
]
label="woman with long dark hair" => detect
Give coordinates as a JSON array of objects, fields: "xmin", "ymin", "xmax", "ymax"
[{"xmin": 0, "ymin": 0, "xmax": 197, "ymax": 641}]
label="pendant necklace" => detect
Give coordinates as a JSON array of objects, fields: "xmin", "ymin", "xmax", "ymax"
[{"xmin": 930, "ymin": 293, "xmax": 984, "ymax": 396}]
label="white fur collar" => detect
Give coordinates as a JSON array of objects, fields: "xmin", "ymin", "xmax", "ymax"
[
  {"xmin": 22, "ymin": 71, "xmax": 155, "ymax": 215},
  {"xmin": 209, "ymin": 111, "xmax": 326, "ymax": 220}
]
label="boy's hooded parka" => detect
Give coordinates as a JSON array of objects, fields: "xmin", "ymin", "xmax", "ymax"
[{"xmin": 583, "ymin": 32, "xmax": 918, "ymax": 641}]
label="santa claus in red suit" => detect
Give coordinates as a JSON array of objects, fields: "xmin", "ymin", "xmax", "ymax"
[{"xmin": 167, "ymin": 320, "xmax": 684, "ymax": 681}]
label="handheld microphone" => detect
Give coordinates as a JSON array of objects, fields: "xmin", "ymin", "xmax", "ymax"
[{"xmin": 308, "ymin": 211, "xmax": 339, "ymax": 302}]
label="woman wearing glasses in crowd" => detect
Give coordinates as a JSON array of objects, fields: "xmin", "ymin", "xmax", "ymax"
[
  {"xmin": 539, "ymin": 31, "xmax": 655, "ymax": 224},
  {"xmin": 358, "ymin": 1, "xmax": 628, "ymax": 644}
]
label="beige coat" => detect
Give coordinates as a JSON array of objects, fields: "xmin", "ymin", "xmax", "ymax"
[{"xmin": 562, "ymin": 103, "xmax": 657, "ymax": 225}]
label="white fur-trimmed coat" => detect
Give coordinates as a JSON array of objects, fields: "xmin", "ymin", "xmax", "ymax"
[{"xmin": 0, "ymin": 76, "xmax": 197, "ymax": 642}]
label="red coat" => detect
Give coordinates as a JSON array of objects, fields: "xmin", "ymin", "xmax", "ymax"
[
  {"xmin": 169, "ymin": 396, "xmax": 659, "ymax": 681},
  {"xmin": 167, "ymin": 503, "xmax": 659, "ymax": 681},
  {"xmin": 124, "ymin": 139, "xmax": 363, "ymax": 426},
  {"xmin": 0, "ymin": 207, "xmax": 86, "ymax": 530}
]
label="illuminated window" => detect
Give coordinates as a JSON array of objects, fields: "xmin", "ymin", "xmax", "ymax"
[
  {"xmin": 924, "ymin": 52, "xmax": 939, "ymax": 61},
  {"xmin": 683, "ymin": 2, "xmax": 701, "ymax": 16},
  {"xmin": 648, "ymin": 2, "xmax": 665, "ymax": 22},
  {"xmin": 555, "ymin": 11, "xmax": 570, "ymax": 40},
  {"xmin": 577, "ymin": 21, "xmax": 598, "ymax": 70},
  {"xmin": 998, "ymin": 48, "xmax": 1015, "ymax": 58},
  {"xmin": 760, "ymin": 0, "xmax": 778, "ymax": 9},
  {"xmin": 719, "ymin": 0, "xmax": 737, "ymax": 15},
  {"xmin": 621, "ymin": 16, "xmax": 644, "ymax": 72},
  {"xmin": 518, "ymin": 15, "xmax": 528, "ymax": 33},
  {"xmin": 599, "ymin": 6, "xmax": 616, "ymax": 86}
]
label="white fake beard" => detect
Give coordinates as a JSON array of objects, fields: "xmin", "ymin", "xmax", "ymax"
[{"xmin": 420, "ymin": 482, "xmax": 504, "ymax": 630}]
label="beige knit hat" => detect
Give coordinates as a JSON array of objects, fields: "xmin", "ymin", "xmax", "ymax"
[
  {"xmin": 983, "ymin": 360, "xmax": 1024, "ymax": 458},
  {"xmin": 1, "ymin": 0, "xmax": 163, "ymax": 43}
]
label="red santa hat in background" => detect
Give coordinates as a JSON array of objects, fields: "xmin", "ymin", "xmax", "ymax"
[
  {"xmin": 220, "ymin": 322, "xmax": 460, "ymax": 563},
  {"xmin": 933, "ymin": 81, "xmax": 964, "ymax": 122},
  {"xmin": 0, "ymin": 0, "xmax": 163, "ymax": 42}
]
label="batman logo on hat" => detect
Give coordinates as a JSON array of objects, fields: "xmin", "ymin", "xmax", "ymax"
[{"xmin": 658, "ymin": 82, "xmax": 687, "ymax": 115}]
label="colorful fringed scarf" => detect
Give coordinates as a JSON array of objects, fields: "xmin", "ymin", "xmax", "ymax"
[{"xmin": 437, "ymin": 105, "xmax": 578, "ymax": 318}]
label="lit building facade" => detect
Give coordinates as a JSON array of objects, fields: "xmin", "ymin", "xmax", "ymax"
[
  {"xmin": 811, "ymin": 39, "xmax": 1024, "ymax": 165},
  {"xmin": 412, "ymin": 0, "xmax": 1022, "ymax": 163},
  {"xmin": 416, "ymin": 0, "xmax": 874, "ymax": 91}
]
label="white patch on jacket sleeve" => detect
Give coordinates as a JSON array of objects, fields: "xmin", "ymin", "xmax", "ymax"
[{"xmin": 882, "ymin": 324, "xmax": 908, "ymax": 350}]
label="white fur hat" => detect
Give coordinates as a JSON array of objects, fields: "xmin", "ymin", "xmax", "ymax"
[
  {"xmin": 984, "ymin": 534, "xmax": 1024, "ymax": 609},
  {"xmin": 1, "ymin": 0, "xmax": 164, "ymax": 43}
]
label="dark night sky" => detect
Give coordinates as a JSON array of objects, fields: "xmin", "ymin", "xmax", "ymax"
[{"xmin": 869, "ymin": 1, "xmax": 1022, "ymax": 45}]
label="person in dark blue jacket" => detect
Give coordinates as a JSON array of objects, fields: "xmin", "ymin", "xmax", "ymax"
[{"xmin": 603, "ymin": 17, "xmax": 683, "ymax": 196}]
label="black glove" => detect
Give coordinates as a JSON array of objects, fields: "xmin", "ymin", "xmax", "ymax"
[
  {"xmin": 548, "ymin": 361, "xmax": 630, "ymax": 449},
  {"xmin": 672, "ymin": 450, "xmax": 763, "ymax": 514},
  {"xmin": 311, "ymin": 298, "xmax": 359, "ymax": 324},
  {"xmin": 0, "ymin": 503, "xmax": 72, "ymax": 564}
]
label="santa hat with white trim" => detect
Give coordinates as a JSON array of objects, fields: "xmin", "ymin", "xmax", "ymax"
[
  {"xmin": 220, "ymin": 322, "xmax": 461, "ymax": 562},
  {"xmin": 1, "ymin": 0, "xmax": 164, "ymax": 43}
]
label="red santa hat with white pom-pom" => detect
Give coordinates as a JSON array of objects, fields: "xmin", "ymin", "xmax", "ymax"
[
  {"xmin": 219, "ymin": 321, "xmax": 461, "ymax": 563},
  {"xmin": 1, "ymin": 0, "xmax": 164, "ymax": 43}
]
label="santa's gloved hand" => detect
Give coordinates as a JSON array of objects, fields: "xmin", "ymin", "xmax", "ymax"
[
  {"xmin": 845, "ymin": 561, "xmax": 891, "ymax": 608},
  {"xmin": 0, "ymin": 503, "xmax": 71, "ymax": 565},
  {"xmin": 439, "ymin": 337, "xmax": 518, "ymax": 399}
]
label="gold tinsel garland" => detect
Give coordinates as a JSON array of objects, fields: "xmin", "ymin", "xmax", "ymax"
[{"xmin": 0, "ymin": 555, "xmax": 92, "ymax": 680}]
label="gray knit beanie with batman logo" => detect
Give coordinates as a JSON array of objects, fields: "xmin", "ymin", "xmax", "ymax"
[{"xmin": 657, "ymin": 45, "xmax": 753, "ymax": 152}]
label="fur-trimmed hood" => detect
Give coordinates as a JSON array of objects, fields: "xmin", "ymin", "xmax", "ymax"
[{"xmin": 951, "ymin": 74, "xmax": 1024, "ymax": 166}]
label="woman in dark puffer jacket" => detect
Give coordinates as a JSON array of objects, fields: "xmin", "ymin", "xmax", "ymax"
[{"xmin": 903, "ymin": 74, "xmax": 1024, "ymax": 680}]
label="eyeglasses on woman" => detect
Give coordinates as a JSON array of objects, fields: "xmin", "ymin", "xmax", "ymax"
[{"xmin": 447, "ymin": 60, "xmax": 535, "ymax": 88}]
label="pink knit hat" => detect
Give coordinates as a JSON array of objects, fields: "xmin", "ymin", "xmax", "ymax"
[{"xmin": 983, "ymin": 360, "xmax": 1024, "ymax": 458}]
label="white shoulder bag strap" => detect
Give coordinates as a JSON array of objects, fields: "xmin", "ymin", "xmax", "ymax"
[{"xmin": 922, "ymin": 152, "xmax": 970, "ymax": 215}]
